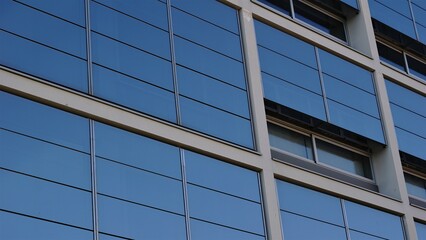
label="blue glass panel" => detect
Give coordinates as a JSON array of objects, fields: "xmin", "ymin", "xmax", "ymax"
[
  {"xmin": 418, "ymin": 23, "xmax": 426, "ymax": 45},
  {"xmin": 281, "ymin": 212, "xmax": 347, "ymax": 240},
  {"xmin": 91, "ymin": 33, "xmax": 173, "ymax": 90},
  {"xmin": 369, "ymin": 0, "xmax": 416, "ymax": 38},
  {"xmin": 94, "ymin": 122, "xmax": 181, "ymax": 179},
  {"xmin": 98, "ymin": 195, "xmax": 186, "ymax": 240},
  {"xmin": 276, "ymin": 180, "xmax": 344, "ymax": 226},
  {"xmin": 93, "ymin": 65, "xmax": 176, "ymax": 123},
  {"xmin": 184, "ymin": 150, "xmax": 260, "ymax": 202},
  {"xmin": 97, "ymin": 158, "xmax": 184, "ymax": 214},
  {"xmin": 262, "ymin": 73, "xmax": 327, "ymax": 121},
  {"xmin": 391, "ymin": 104, "xmax": 426, "ymax": 138},
  {"xmin": 413, "ymin": 0, "xmax": 426, "ymax": 10},
  {"xmin": 15, "ymin": 0, "xmax": 85, "ymax": 26},
  {"xmin": 258, "ymin": 47, "xmax": 322, "ymax": 94},
  {"xmin": 0, "ymin": 170, "xmax": 92, "ymax": 229},
  {"xmin": 385, "ymin": 80, "xmax": 426, "ymax": 117},
  {"xmin": 255, "ymin": 20, "xmax": 318, "ymax": 69},
  {"xmin": 345, "ymin": 200, "xmax": 405, "ymax": 240},
  {"xmin": 342, "ymin": 0, "xmax": 358, "ymax": 9},
  {"xmin": 413, "ymin": 4, "xmax": 426, "ymax": 26},
  {"xmin": 0, "ymin": 130, "xmax": 91, "ymax": 190},
  {"xmin": 374, "ymin": 0, "xmax": 412, "ymax": 18},
  {"xmin": 177, "ymin": 66, "xmax": 249, "ymax": 119},
  {"xmin": 416, "ymin": 221, "xmax": 426, "ymax": 240},
  {"xmin": 350, "ymin": 230, "xmax": 384, "ymax": 240},
  {"xmin": 318, "ymin": 49, "xmax": 374, "ymax": 93},
  {"xmin": 171, "ymin": 0, "xmax": 239, "ymax": 34},
  {"xmin": 405, "ymin": 174, "xmax": 426, "ymax": 199},
  {"xmin": 0, "ymin": 91, "xmax": 90, "ymax": 152},
  {"xmin": 91, "ymin": 2, "xmax": 170, "ymax": 60},
  {"xmin": 395, "ymin": 127, "xmax": 426, "ymax": 160},
  {"xmin": 174, "ymin": 36, "xmax": 246, "ymax": 89},
  {"xmin": 172, "ymin": 8, "xmax": 242, "ymax": 61},
  {"xmin": 93, "ymin": 0, "xmax": 168, "ymax": 30},
  {"xmin": 179, "ymin": 97, "xmax": 253, "ymax": 148},
  {"xmin": 99, "ymin": 234, "xmax": 126, "ymax": 240},
  {"xmin": 0, "ymin": 0, "xmax": 86, "ymax": 58},
  {"xmin": 0, "ymin": 30, "xmax": 88, "ymax": 92},
  {"xmin": 323, "ymin": 75, "xmax": 380, "ymax": 118},
  {"xmin": 188, "ymin": 184, "xmax": 264, "ymax": 235},
  {"xmin": 327, "ymin": 100, "xmax": 384, "ymax": 143},
  {"xmin": 0, "ymin": 211, "xmax": 93, "ymax": 240},
  {"xmin": 191, "ymin": 219, "xmax": 265, "ymax": 240}
]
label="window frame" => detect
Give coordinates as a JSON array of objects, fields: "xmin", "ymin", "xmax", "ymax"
[{"xmin": 403, "ymin": 168, "xmax": 426, "ymax": 209}]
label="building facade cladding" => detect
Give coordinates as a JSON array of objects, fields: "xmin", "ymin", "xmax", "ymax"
[{"xmin": 0, "ymin": 0, "xmax": 425, "ymax": 240}]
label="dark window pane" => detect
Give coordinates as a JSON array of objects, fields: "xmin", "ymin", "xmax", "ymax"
[
  {"xmin": 94, "ymin": 122, "xmax": 182, "ymax": 179},
  {"xmin": 93, "ymin": 0, "xmax": 168, "ymax": 30},
  {"xmin": 188, "ymin": 184, "xmax": 264, "ymax": 235},
  {"xmin": 0, "ymin": 211, "xmax": 93, "ymax": 240},
  {"xmin": 172, "ymin": 8, "xmax": 242, "ymax": 60},
  {"xmin": 15, "ymin": 0, "xmax": 85, "ymax": 26},
  {"xmin": 184, "ymin": 150, "xmax": 260, "ymax": 202},
  {"xmin": 404, "ymin": 173, "xmax": 426, "ymax": 199},
  {"xmin": 177, "ymin": 66, "xmax": 249, "ymax": 119},
  {"xmin": 327, "ymin": 100, "xmax": 385, "ymax": 143},
  {"xmin": 377, "ymin": 42, "xmax": 406, "ymax": 71},
  {"xmin": 323, "ymin": 75, "xmax": 380, "ymax": 118},
  {"xmin": 0, "ymin": 91, "xmax": 90, "ymax": 152},
  {"xmin": 179, "ymin": 97, "xmax": 254, "ymax": 148},
  {"xmin": 407, "ymin": 55, "xmax": 426, "ymax": 80},
  {"xmin": 91, "ymin": 33, "xmax": 173, "ymax": 90},
  {"xmin": 316, "ymin": 139, "xmax": 372, "ymax": 179},
  {"xmin": 258, "ymin": 46, "xmax": 322, "ymax": 94},
  {"xmin": 319, "ymin": 49, "xmax": 375, "ymax": 93},
  {"xmin": 0, "ymin": 170, "xmax": 92, "ymax": 229},
  {"xmin": 0, "ymin": 30, "xmax": 88, "ymax": 92},
  {"xmin": 262, "ymin": 73, "xmax": 327, "ymax": 121},
  {"xmin": 174, "ymin": 36, "xmax": 246, "ymax": 89},
  {"xmin": 97, "ymin": 158, "xmax": 184, "ymax": 214},
  {"xmin": 281, "ymin": 211, "xmax": 347, "ymax": 240},
  {"xmin": 91, "ymin": 2, "xmax": 170, "ymax": 60},
  {"xmin": 171, "ymin": 0, "xmax": 239, "ymax": 34},
  {"xmin": 0, "ymin": 130, "xmax": 91, "ymax": 190},
  {"xmin": 92, "ymin": 65, "xmax": 177, "ymax": 123},
  {"xmin": 191, "ymin": 219, "xmax": 265, "ymax": 240},
  {"xmin": 276, "ymin": 180, "xmax": 344, "ymax": 226},
  {"xmin": 257, "ymin": 0, "xmax": 291, "ymax": 16},
  {"xmin": 294, "ymin": 0, "xmax": 346, "ymax": 41},
  {"xmin": 345, "ymin": 200, "xmax": 405, "ymax": 240},
  {"xmin": 98, "ymin": 195, "xmax": 186, "ymax": 240},
  {"xmin": 268, "ymin": 123, "xmax": 314, "ymax": 160},
  {"xmin": 0, "ymin": 0, "xmax": 86, "ymax": 58},
  {"xmin": 254, "ymin": 20, "xmax": 317, "ymax": 69}
]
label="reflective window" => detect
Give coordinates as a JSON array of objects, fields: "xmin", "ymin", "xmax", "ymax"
[
  {"xmin": 405, "ymin": 173, "xmax": 426, "ymax": 200},
  {"xmin": 407, "ymin": 55, "xmax": 426, "ymax": 80},
  {"xmin": 191, "ymin": 219, "xmax": 265, "ymax": 240},
  {"xmin": 377, "ymin": 41, "xmax": 406, "ymax": 71},
  {"xmin": 416, "ymin": 221, "xmax": 426, "ymax": 240}
]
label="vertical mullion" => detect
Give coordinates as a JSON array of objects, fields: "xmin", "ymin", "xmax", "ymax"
[
  {"xmin": 180, "ymin": 149, "xmax": 192, "ymax": 240},
  {"xmin": 314, "ymin": 47, "xmax": 330, "ymax": 122},
  {"xmin": 85, "ymin": 0, "xmax": 94, "ymax": 95},
  {"xmin": 407, "ymin": 0, "xmax": 420, "ymax": 40},
  {"xmin": 166, "ymin": 0, "xmax": 181, "ymax": 125},
  {"xmin": 341, "ymin": 199, "xmax": 352, "ymax": 240},
  {"xmin": 89, "ymin": 120, "xmax": 99, "ymax": 240}
]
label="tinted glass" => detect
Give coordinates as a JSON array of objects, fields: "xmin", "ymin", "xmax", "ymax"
[
  {"xmin": 172, "ymin": 7, "xmax": 242, "ymax": 60},
  {"xmin": 92, "ymin": 65, "xmax": 177, "ymax": 123},
  {"xmin": 281, "ymin": 212, "xmax": 347, "ymax": 240},
  {"xmin": 268, "ymin": 123, "xmax": 314, "ymax": 160},
  {"xmin": 316, "ymin": 139, "xmax": 372, "ymax": 178},
  {"xmin": 416, "ymin": 221, "xmax": 426, "ymax": 240},
  {"xmin": 394, "ymin": 127, "xmax": 426, "ymax": 160},
  {"xmin": 342, "ymin": 0, "xmax": 358, "ymax": 9},
  {"xmin": 377, "ymin": 41, "xmax": 406, "ymax": 71},
  {"xmin": 0, "ymin": 130, "xmax": 91, "ymax": 190},
  {"xmin": 98, "ymin": 195, "xmax": 186, "ymax": 240},
  {"xmin": 405, "ymin": 173, "xmax": 426, "ymax": 199},
  {"xmin": 174, "ymin": 36, "xmax": 246, "ymax": 89},
  {"xmin": 276, "ymin": 180, "xmax": 344, "ymax": 226},
  {"xmin": 0, "ymin": 170, "xmax": 92, "ymax": 229},
  {"xmin": 91, "ymin": 33, "xmax": 173, "ymax": 90},
  {"xmin": 257, "ymin": 0, "xmax": 291, "ymax": 15},
  {"xmin": 0, "ymin": 211, "xmax": 93, "ymax": 240},
  {"xmin": 350, "ymin": 230, "xmax": 385, "ymax": 240},
  {"xmin": 177, "ymin": 66, "xmax": 249, "ymax": 118},
  {"xmin": 390, "ymin": 104, "xmax": 426, "ymax": 138},
  {"xmin": 262, "ymin": 73, "xmax": 327, "ymax": 121},
  {"xmin": 180, "ymin": 97, "xmax": 253, "ymax": 148},
  {"xmin": 407, "ymin": 55, "xmax": 426, "ymax": 80},
  {"xmin": 0, "ymin": 30, "xmax": 88, "ymax": 92},
  {"xmin": 91, "ymin": 2, "xmax": 170, "ymax": 60},
  {"xmin": 0, "ymin": 91, "xmax": 90, "ymax": 152},
  {"xmin": 97, "ymin": 158, "xmax": 184, "ymax": 214},
  {"xmin": 413, "ymin": 3, "xmax": 426, "ymax": 26},
  {"xmin": 191, "ymin": 219, "xmax": 265, "ymax": 240},
  {"xmin": 94, "ymin": 122, "xmax": 182, "ymax": 179},
  {"xmin": 188, "ymin": 184, "xmax": 264, "ymax": 235},
  {"xmin": 385, "ymin": 80, "xmax": 426, "ymax": 117},
  {"xmin": 184, "ymin": 150, "xmax": 260, "ymax": 202}
]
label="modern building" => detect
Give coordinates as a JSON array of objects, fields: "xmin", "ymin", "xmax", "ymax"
[{"xmin": 0, "ymin": 0, "xmax": 425, "ymax": 239}]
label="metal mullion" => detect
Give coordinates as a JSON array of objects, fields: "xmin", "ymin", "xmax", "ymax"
[
  {"xmin": 179, "ymin": 149, "xmax": 192, "ymax": 240},
  {"xmin": 89, "ymin": 119, "xmax": 99, "ymax": 240},
  {"xmin": 314, "ymin": 47, "xmax": 331, "ymax": 122},
  {"xmin": 85, "ymin": 0, "xmax": 94, "ymax": 95},
  {"xmin": 408, "ymin": 0, "xmax": 420, "ymax": 40},
  {"xmin": 341, "ymin": 199, "xmax": 352, "ymax": 240}
]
